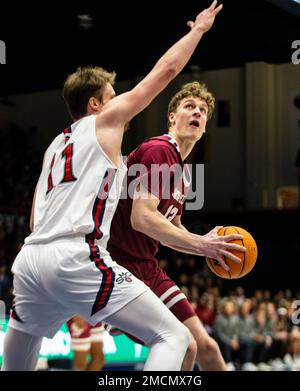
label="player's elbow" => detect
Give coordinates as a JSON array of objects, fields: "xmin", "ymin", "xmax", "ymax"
[
  {"xmin": 163, "ymin": 60, "xmax": 177, "ymax": 81},
  {"xmin": 157, "ymin": 59, "xmax": 177, "ymax": 83},
  {"xmin": 130, "ymin": 212, "xmax": 143, "ymax": 232},
  {"xmin": 130, "ymin": 210, "xmax": 150, "ymax": 233}
]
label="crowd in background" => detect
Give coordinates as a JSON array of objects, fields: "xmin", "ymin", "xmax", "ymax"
[
  {"xmin": 158, "ymin": 251, "xmax": 300, "ymax": 370},
  {"xmin": 0, "ymin": 124, "xmax": 42, "ymax": 317}
]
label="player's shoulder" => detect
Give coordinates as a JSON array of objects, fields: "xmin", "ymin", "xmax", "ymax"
[
  {"xmin": 46, "ymin": 132, "xmax": 64, "ymax": 154},
  {"xmin": 128, "ymin": 135, "xmax": 182, "ymax": 166},
  {"xmin": 139, "ymin": 136, "xmax": 180, "ymax": 156},
  {"xmin": 143, "ymin": 135, "xmax": 174, "ymax": 147},
  {"xmin": 52, "ymin": 116, "xmax": 96, "ymax": 146}
]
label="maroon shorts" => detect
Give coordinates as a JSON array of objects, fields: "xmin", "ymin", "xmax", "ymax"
[
  {"xmin": 67, "ymin": 318, "xmax": 104, "ymax": 351},
  {"xmin": 116, "ymin": 258, "xmax": 196, "ymax": 323}
]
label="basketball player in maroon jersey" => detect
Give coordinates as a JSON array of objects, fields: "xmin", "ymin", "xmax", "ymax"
[{"xmin": 108, "ymin": 82, "xmax": 246, "ymax": 370}]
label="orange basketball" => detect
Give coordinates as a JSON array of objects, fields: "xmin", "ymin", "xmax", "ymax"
[{"xmin": 206, "ymin": 226, "xmax": 258, "ymax": 279}]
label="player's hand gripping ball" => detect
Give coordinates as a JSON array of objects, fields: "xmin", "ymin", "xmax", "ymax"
[{"xmin": 206, "ymin": 226, "xmax": 258, "ymax": 279}]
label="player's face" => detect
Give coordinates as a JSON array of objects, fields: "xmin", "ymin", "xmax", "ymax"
[
  {"xmin": 89, "ymin": 83, "xmax": 116, "ymax": 115},
  {"xmin": 101, "ymin": 83, "xmax": 130, "ymax": 131},
  {"xmin": 102, "ymin": 83, "xmax": 116, "ymax": 105},
  {"xmin": 169, "ymin": 97, "xmax": 208, "ymax": 141}
]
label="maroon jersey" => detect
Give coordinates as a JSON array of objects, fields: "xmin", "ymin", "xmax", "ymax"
[{"xmin": 108, "ymin": 135, "xmax": 190, "ymax": 264}]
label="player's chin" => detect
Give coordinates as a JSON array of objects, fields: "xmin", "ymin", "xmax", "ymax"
[{"xmin": 186, "ymin": 128, "xmax": 203, "ymax": 141}]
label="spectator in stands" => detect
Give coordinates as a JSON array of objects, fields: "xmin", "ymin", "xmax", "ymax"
[
  {"xmin": 252, "ymin": 307, "xmax": 273, "ymax": 363},
  {"xmin": 67, "ymin": 316, "xmax": 105, "ymax": 371},
  {"xmin": 195, "ymin": 292, "xmax": 215, "ymax": 336},
  {"xmin": 237, "ymin": 299, "xmax": 256, "ymax": 365},
  {"xmin": 215, "ymin": 299, "xmax": 239, "ymax": 366},
  {"xmin": 270, "ymin": 307, "xmax": 289, "ymax": 359}
]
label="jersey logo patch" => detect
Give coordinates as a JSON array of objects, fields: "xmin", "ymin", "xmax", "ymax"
[{"xmin": 116, "ymin": 272, "xmax": 132, "ymax": 284}]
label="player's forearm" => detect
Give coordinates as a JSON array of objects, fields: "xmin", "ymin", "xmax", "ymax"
[
  {"xmin": 153, "ymin": 26, "xmax": 205, "ymax": 80},
  {"xmin": 133, "ymin": 209, "xmax": 206, "ymax": 254},
  {"xmin": 161, "ymin": 242, "xmax": 205, "ymax": 256},
  {"xmin": 161, "ymin": 224, "xmax": 204, "ymax": 255}
]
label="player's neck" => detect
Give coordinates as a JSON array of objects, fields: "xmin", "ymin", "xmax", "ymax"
[{"xmin": 168, "ymin": 132, "xmax": 196, "ymax": 160}]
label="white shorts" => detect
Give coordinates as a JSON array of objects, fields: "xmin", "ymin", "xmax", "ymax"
[{"xmin": 9, "ymin": 240, "xmax": 148, "ymax": 338}]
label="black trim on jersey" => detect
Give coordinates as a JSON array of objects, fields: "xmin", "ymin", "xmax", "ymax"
[
  {"xmin": 11, "ymin": 305, "xmax": 24, "ymax": 323},
  {"xmin": 63, "ymin": 126, "xmax": 72, "ymax": 144},
  {"xmin": 85, "ymin": 168, "xmax": 116, "ymax": 315}
]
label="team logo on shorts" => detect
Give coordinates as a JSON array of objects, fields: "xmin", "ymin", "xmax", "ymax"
[{"xmin": 116, "ymin": 272, "xmax": 132, "ymax": 284}]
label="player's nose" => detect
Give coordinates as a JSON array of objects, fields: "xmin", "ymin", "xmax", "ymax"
[{"xmin": 193, "ymin": 108, "xmax": 201, "ymax": 117}]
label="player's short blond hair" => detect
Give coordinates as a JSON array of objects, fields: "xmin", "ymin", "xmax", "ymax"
[
  {"xmin": 63, "ymin": 66, "xmax": 116, "ymax": 120},
  {"xmin": 167, "ymin": 81, "xmax": 215, "ymax": 128}
]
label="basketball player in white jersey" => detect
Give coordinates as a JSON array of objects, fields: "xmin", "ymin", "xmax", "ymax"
[{"xmin": 1, "ymin": 1, "xmax": 223, "ymax": 371}]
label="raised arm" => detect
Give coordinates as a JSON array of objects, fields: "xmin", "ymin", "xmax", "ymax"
[{"xmin": 96, "ymin": 1, "xmax": 222, "ymax": 162}]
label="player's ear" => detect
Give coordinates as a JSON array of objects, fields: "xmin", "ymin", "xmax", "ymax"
[
  {"xmin": 88, "ymin": 96, "xmax": 102, "ymax": 112},
  {"xmin": 169, "ymin": 112, "xmax": 176, "ymax": 126}
]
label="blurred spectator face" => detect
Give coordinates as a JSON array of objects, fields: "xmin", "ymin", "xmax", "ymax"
[
  {"xmin": 235, "ymin": 286, "xmax": 245, "ymax": 297},
  {"xmin": 199, "ymin": 293, "xmax": 209, "ymax": 307},
  {"xmin": 254, "ymin": 289, "xmax": 263, "ymax": 302},
  {"xmin": 179, "ymin": 273, "xmax": 189, "ymax": 285},
  {"xmin": 266, "ymin": 302, "xmax": 276, "ymax": 317},
  {"xmin": 255, "ymin": 309, "xmax": 266, "ymax": 325},
  {"xmin": 258, "ymin": 302, "xmax": 267, "ymax": 311},
  {"xmin": 285, "ymin": 289, "xmax": 292, "ymax": 300},
  {"xmin": 263, "ymin": 290, "xmax": 271, "ymax": 301},
  {"xmin": 207, "ymin": 287, "xmax": 220, "ymax": 300},
  {"xmin": 287, "ymin": 303, "xmax": 294, "ymax": 318},
  {"xmin": 240, "ymin": 299, "xmax": 252, "ymax": 316},
  {"xmin": 223, "ymin": 300, "xmax": 236, "ymax": 316},
  {"xmin": 208, "ymin": 295, "xmax": 215, "ymax": 309},
  {"xmin": 190, "ymin": 300, "xmax": 197, "ymax": 310},
  {"xmin": 274, "ymin": 290, "xmax": 284, "ymax": 303},
  {"xmin": 250, "ymin": 296, "xmax": 258, "ymax": 310},
  {"xmin": 206, "ymin": 278, "xmax": 213, "ymax": 288},
  {"xmin": 199, "ymin": 293, "xmax": 215, "ymax": 310}
]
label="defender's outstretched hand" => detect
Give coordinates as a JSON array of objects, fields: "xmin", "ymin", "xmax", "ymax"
[{"xmin": 187, "ymin": 0, "xmax": 223, "ymax": 33}]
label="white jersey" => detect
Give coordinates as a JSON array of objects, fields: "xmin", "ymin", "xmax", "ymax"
[{"xmin": 25, "ymin": 115, "xmax": 127, "ymax": 257}]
